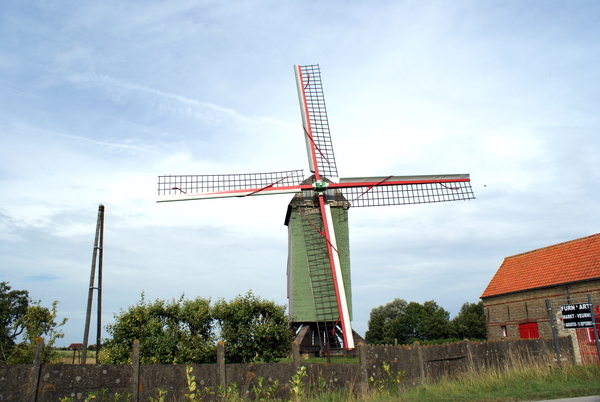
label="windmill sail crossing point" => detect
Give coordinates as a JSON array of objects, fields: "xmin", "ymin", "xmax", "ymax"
[{"xmin": 157, "ymin": 64, "xmax": 475, "ymax": 354}]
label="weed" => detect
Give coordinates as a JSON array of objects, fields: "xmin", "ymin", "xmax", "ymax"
[
  {"xmin": 289, "ymin": 366, "xmax": 307, "ymax": 402},
  {"xmin": 148, "ymin": 389, "xmax": 167, "ymax": 402},
  {"xmin": 184, "ymin": 365, "xmax": 201, "ymax": 402},
  {"xmin": 214, "ymin": 381, "xmax": 241, "ymax": 401},
  {"xmin": 309, "ymin": 375, "xmax": 329, "ymax": 397},
  {"xmin": 251, "ymin": 376, "xmax": 279, "ymax": 401},
  {"xmin": 113, "ymin": 392, "xmax": 132, "ymax": 402},
  {"xmin": 59, "ymin": 389, "xmax": 131, "ymax": 402},
  {"xmin": 368, "ymin": 361, "xmax": 405, "ymax": 395}
]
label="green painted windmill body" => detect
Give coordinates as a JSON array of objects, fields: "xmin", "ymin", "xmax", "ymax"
[{"xmin": 285, "ymin": 180, "xmax": 352, "ymax": 323}]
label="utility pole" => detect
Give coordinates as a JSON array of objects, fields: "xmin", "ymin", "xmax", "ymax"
[{"xmin": 81, "ymin": 204, "xmax": 104, "ymax": 364}]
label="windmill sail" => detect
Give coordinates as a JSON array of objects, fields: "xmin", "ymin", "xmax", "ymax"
[
  {"xmin": 157, "ymin": 170, "xmax": 306, "ymax": 202},
  {"xmin": 298, "ymin": 207, "xmax": 341, "ymax": 322},
  {"xmin": 335, "ymin": 174, "xmax": 475, "ymax": 207},
  {"xmin": 319, "ymin": 199, "xmax": 353, "ymax": 348},
  {"xmin": 294, "ymin": 64, "xmax": 353, "ymax": 349},
  {"xmin": 295, "ymin": 64, "xmax": 338, "ymax": 179}
]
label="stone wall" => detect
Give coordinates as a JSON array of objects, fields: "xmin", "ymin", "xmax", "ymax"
[
  {"xmin": 360, "ymin": 336, "xmax": 573, "ymax": 388},
  {"xmin": 0, "ymin": 337, "xmax": 575, "ymax": 402}
]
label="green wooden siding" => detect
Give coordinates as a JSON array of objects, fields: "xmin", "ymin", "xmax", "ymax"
[{"xmin": 287, "ymin": 205, "xmax": 352, "ymax": 322}]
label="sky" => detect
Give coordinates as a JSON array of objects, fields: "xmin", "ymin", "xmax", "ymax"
[{"xmin": 1, "ymin": 1, "xmax": 599, "ymax": 346}]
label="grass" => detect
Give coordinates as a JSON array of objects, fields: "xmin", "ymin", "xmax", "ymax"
[
  {"xmin": 347, "ymin": 363, "xmax": 600, "ymax": 402},
  {"xmin": 182, "ymin": 362, "xmax": 600, "ymax": 402},
  {"xmin": 53, "ymin": 348, "xmax": 97, "ymax": 364},
  {"xmin": 387, "ymin": 363, "xmax": 600, "ymax": 402}
]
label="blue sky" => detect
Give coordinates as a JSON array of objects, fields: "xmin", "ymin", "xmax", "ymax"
[{"xmin": 1, "ymin": 1, "xmax": 599, "ymax": 345}]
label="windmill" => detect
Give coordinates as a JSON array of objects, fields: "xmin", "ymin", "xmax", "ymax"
[{"xmin": 157, "ymin": 64, "xmax": 475, "ymax": 354}]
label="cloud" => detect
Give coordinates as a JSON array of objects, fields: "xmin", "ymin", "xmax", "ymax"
[
  {"xmin": 1, "ymin": 1, "xmax": 600, "ymax": 345},
  {"xmin": 66, "ymin": 73, "xmax": 247, "ymax": 126},
  {"xmin": 14, "ymin": 124, "xmax": 164, "ymax": 156}
]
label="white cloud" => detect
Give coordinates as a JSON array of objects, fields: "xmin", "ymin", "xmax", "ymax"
[{"xmin": 1, "ymin": 0, "xmax": 599, "ymax": 345}]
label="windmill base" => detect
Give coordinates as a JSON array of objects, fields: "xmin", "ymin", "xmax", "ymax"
[{"xmin": 292, "ymin": 322, "xmax": 366, "ymax": 356}]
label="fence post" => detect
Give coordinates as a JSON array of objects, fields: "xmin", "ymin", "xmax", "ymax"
[
  {"xmin": 217, "ymin": 341, "xmax": 226, "ymax": 388},
  {"xmin": 292, "ymin": 341, "xmax": 300, "ymax": 370},
  {"xmin": 539, "ymin": 335, "xmax": 549, "ymax": 361},
  {"xmin": 415, "ymin": 342, "xmax": 425, "ymax": 383},
  {"xmin": 357, "ymin": 342, "xmax": 369, "ymax": 394},
  {"xmin": 27, "ymin": 337, "xmax": 44, "ymax": 402},
  {"xmin": 464, "ymin": 340, "xmax": 474, "ymax": 372},
  {"xmin": 132, "ymin": 340, "xmax": 140, "ymax": 402},
  {"xmin": 545, "ymin": 299, "xmax": 562, "ymax": 369},
  {"xmin": 506, "ymin": 339, "xmax": 514, "ymax": 369}
]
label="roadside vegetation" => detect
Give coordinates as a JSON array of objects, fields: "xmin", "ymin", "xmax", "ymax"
[
  {"xmin": 99, "ymin": 291, "xmax": 292, "ymax": 364},
  {"xmin": 123, "ymin": 362, "xmax": 600, "ymax": 402},
  {"xmin": 0, "ymin": 281, "xmax": 67, "ymax": 364},
  {"xmin": 375, "ymin": 363, "xmax": 600, "ymax": 402}
]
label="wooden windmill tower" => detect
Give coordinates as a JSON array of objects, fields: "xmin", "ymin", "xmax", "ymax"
[{"xmin": 157, "ymin": 64, "xmax": 475, "ymax": 354}]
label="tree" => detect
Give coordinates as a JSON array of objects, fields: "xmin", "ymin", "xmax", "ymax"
[
  {"xmin": 449, "ymin": 301, "xmax": 486, "ymax": 340},
  {"xmin": 365, "ymin": 298, "xmax": 407, "ymax": 344},
  {"xmin": 212, "ymin": 292, "xmax": 292, "ymax": 363},
  {"xmin": 407, "ymin": 300, "xmax": 451, "ymax": 342},
  {"xmin": 100, "ymin": 292, "xmax": 293, "ymax": 364},
  {"xmin": 0, "ymin": 282, "xmax": 29, "ymax": 360},
  {"xmin": 369, "ymin": 298, "xmax": 408, "ymax": 319},
  {"xmin": 100, "ymin": 295, "xmax": 216, "ymax": 364},
  {"xmin": 365, "ymin": 299, "xmax": 451, "ymax": 345},
  {"xmin": 7, "ymin": 301, "xmax": 67, "ymax": 364},
  {"xmin": 1, "ymin": 282, "xmax": 66, "ymax": 364}
]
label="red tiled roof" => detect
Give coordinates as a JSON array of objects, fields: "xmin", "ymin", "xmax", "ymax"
[{"xmin": 481, "ymin": 233, "xmax": 600, "ymax": 298}]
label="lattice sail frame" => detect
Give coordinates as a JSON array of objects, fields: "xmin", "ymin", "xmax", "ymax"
[
  {"xmin": 295, "ymin": 64, "xmax": 338, "ymax": 179},
  {"xmin": 157, "ymin": 170, "xmax": 305, "ymax": 201},
  {"xmin": 157, "ymin": 64, "xmax": 475, "ymax": 351},
  {"xmin": 336, "ymin": 175, "xmax": 474, "ymax": 207},
  {"xmin": 158, "ymin": 172, "xmax": 474, "ymax": 207}
]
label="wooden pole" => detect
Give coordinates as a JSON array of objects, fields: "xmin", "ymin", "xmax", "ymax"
[
  {"xmin": 416, "ymin": 342, "xmax": 425, "ymax": 383},
  {"xmin": 546, "ymin": 299, "xmax": 562, "ymax": 369},
  {"xmin": 96, "ymin": 206, "xmax": 104, "ymax": 359},
  {"xmin": 132, "ymin": 340, "xmax": 140, "ymax": 402},
  {"xmin": 357, "ymin": 342, "xmax": 369, "ymax": 394},
  {"xmin": 465, "ymin": 340, "xmax": 474, "ymax": 372},
  {"xmin": 27, "ymin": 338, "xmax": 44, "ymax": 402},
  {"xmin": 82, "ymin": 204, "xmax": 104, "ymax": 363},
  {"xmin": 292, "ymin": 341, "xmax": 300, "ymax": 370},
  {"xmin": 217, "ymin": 341, "xmax": 226, "ymax": 388}
]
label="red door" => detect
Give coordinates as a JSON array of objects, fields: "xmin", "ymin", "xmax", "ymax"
[{"xmin": 519, "ymin": 322, "xmax": 539, "ymax": 339}]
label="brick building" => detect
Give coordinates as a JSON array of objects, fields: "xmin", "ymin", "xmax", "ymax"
[{"xmin": 481, "ymin": 233, "xmax": 600, "ymax": 363}]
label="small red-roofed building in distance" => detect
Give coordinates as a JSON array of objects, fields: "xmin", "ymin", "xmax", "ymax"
[{"xmin": 481, "ymin": 233, "xmax": 600, "ymax": 364}]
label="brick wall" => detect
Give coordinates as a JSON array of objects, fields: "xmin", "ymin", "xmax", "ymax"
[{"xmin": 482, "ymin": 280, "xmax": 600, "ymax": 342}]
